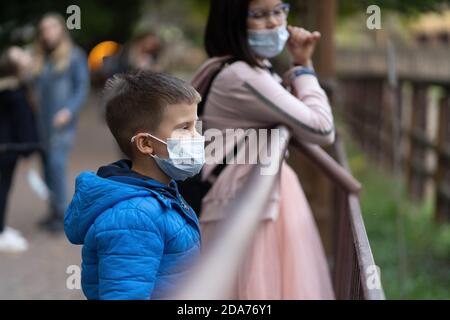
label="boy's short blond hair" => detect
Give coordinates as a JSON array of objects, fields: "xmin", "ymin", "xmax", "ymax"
[{"xmin": 103, "ymin": 70, "xmax": 201, "ymax": 158}]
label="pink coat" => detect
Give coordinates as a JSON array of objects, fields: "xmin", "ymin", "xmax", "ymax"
[{"xmin": 192, "ymin": 57, "xmax": 335, "ymax": 222}]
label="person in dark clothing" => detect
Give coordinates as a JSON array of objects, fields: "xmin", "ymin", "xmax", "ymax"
[{"xmin": 0, "ymin": 46, "xmax": 39, "ymax": 252}]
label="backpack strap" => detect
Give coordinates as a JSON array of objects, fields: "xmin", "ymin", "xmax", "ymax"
[
  {"xmin": 196, "ymin": 56, "xmax": 238, "ymax": 116},
  {"xmin": 192, "ymin": 57, "xmax": 240, "ymax": 182}
]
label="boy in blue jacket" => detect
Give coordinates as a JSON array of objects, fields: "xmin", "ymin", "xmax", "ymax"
[{"xmin": 64, "ymin": 71, "xmax": 204, "ymax": 299}]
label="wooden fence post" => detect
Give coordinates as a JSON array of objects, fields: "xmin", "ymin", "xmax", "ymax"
[
  {"xmin": 381, "ymin": 82, "xmax": 402, "ymax": 174},
  {"xmin": 435, "ymin": 87, "xmax": 450, "ymax": 222},
  {"xmin": 407, "ymin": 82, "xmax": 429, "ymax": 200},
  {"xmin": 362, "ymin": 78, "xmax": 384, "ymax": 163}
]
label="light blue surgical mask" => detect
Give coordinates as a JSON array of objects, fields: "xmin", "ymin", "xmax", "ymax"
[
  {"xmin": 131, "ymin": 133, "xmax": 205, "ymax": 181},
  {"xmin": 248, "ymin": 24, "xmax": 289, "ymax": 59}
]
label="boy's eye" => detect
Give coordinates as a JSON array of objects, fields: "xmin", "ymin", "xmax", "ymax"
[{"xmin": 173, "ymin": 120, "xmax": 202, "ymax": 136}]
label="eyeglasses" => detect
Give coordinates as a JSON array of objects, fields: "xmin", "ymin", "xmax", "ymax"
[{"xmin": 248, "ymin": 3, "xmax": 290, "ymax": 25}]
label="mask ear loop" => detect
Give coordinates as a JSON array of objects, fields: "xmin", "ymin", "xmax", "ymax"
[
  {"xmin": 130, "ymin": 133, "xmax": 167, "ymax": 145},
  {"xmin": 130, "ymin": 133, "xmax": 169, "ymax": 159}
]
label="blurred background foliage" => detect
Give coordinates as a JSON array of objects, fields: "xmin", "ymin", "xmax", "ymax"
[
  {"xmin": 1, "ymin": 0, "xmax": 449, "ymax": 299},
  {"xmin": 2, "ymin": 0, "xmax": 450, "ymax": 49},
  {"xmin": 345, "ymin": 129, "xmax": 450, "ymax": 299},
  {"xmin": 2, "ymin": 0, "xmax": 450, "ymax": 72}
]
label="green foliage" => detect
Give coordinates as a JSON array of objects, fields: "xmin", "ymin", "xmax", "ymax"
[
  {"xmin": 139, "ymin": 0, "xmax": 209, "ymax": 47},
  {"xmin": 339, "ymin": 0, "xmax": 450, "ymax": 18},
  {"xmin": 2, "ymin": 0, "xmax": 449, "ymax": 51},
  {"xmin": 0, "ymin": 0, "xmax": 143, "ymax": 50},
  {"xmin": 346, "ymin": 134, "xmax": 450, "ymax": 299}
]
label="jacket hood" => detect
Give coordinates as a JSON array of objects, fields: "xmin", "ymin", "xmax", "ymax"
[{"xmin": 64, "ymin": 160, "xmax": 178, "ymax": 244}]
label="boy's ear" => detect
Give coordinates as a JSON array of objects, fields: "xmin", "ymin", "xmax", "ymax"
[{"xmin": 133, "ymin": 133, "xmax": 154, "ymax": 156}]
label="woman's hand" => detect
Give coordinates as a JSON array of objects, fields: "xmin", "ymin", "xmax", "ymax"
[
  {"xmin": 53, "ymin": 108, "xmax": 72, "ymax": 129},
  {"xmin": 286, "ymin": 26, "xmax": 321, "ymax": 68}
]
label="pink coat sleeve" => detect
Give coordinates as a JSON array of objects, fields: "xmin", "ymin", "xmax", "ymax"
[{"xmin": 227, "ymin": 64, "xmax": 335, "ymax": 146}]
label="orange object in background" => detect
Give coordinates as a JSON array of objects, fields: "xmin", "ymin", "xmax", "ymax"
[{"xmin": 88, "ymin": 41, "xmax": 120, "ymax": 72}]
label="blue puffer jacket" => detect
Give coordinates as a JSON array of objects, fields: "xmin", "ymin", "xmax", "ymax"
[{"xmin": 64, "ymin": 160, "xmax": 201, "ymax": 300}]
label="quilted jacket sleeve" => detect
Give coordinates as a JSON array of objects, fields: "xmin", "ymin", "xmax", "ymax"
[{"xmin": 95, "ymin": 208, "xmax": 164, "ymax": 300}]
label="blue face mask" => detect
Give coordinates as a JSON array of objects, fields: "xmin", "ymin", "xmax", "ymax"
[
  {"xmin": 248, "ymin": 24, "xmax": 289, "ymax": 59},
  {"xmin": 131, "ymin": 133, "xmax": 205, "ymax": 181}
]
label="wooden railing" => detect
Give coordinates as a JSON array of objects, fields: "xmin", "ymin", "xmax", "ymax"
[
  {"xmin": 338, "ymin": 61, "xmax": 450, "ymax": 222},
  {"xmin": 173, "ymin": 126, "xmax": 385, "ymax": 300},
  {"xmin": 337, "ymin": 47, "xmax": 450, "ymax": 84}
]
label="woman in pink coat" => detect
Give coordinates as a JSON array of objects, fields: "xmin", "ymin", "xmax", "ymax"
[{"xmin": 197, "ymin": 0, "xmax": 335, "ymax": 299}]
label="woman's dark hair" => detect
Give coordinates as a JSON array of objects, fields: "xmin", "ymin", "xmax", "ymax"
[{"xmin": 205, "ymin": 0, "xmax": 262, "ymax": 68}]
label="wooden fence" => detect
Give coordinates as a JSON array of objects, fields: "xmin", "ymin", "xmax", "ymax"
[{"xmin": 337, "ymin": 46, "xmax": 450, "ymax": 222}]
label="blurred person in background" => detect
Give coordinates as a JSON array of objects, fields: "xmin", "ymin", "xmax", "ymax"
[
  {"xmin": 102, "ymin": 29, "xmax": 162, "ymax": 79},
  {"xmin": 32, "ymin": 13, "xmax": 89, "ymax": 233},
  {"xmin": 0, "ymin": 46, "xmax": 38, "ymax": 252},
  {"xmin": 194, "ymin": 0, "xmax": 335, "ymax": 299}
]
